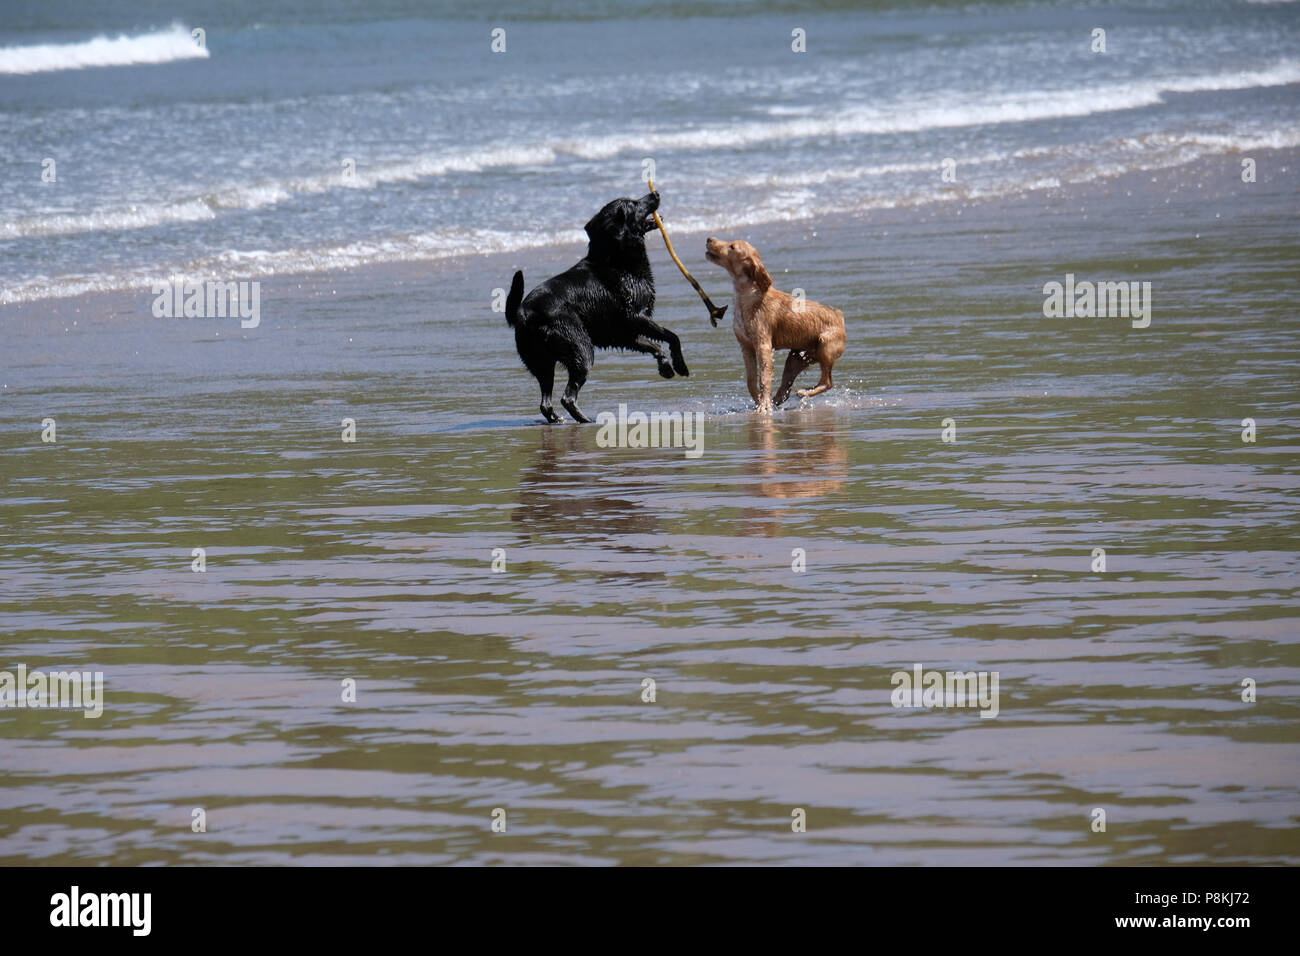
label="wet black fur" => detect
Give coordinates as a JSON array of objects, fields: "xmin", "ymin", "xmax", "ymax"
[{"xmin": 504, "ymin": 191, "xmax": 689, "ymax": 423}]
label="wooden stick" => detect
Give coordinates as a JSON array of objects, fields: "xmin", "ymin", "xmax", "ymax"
[{"xmin": 648, "ymin": 179, "xmax": 727, "ymax": 327}]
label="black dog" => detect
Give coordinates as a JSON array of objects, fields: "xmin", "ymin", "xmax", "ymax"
[{"xmin": 504, "ymin": 191, "xmax": 689, "ymax": 423}]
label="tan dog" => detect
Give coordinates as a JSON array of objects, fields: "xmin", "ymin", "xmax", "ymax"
[{"xmin": 705, "ymin": 238, "xmax": 847, "ymax": 413}]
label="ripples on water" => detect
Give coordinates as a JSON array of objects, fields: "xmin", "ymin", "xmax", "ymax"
[{"xmin": 2, "ymin": 160, "xmax": 1298, "ymax": 863}]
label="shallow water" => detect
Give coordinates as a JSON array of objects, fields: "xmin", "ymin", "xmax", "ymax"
[{"xmin": 2, "ymin": 155, "xmax": 1298, "ymax": 864}]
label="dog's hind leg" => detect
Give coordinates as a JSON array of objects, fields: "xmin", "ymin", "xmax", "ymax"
[
  {"xmin": 795, "ymin": 358, "xmax": 834, "ymax": 399},
  {"xmin": 774, "ymin": 350, "xmax": 812, "ymax": 407},
  {"xmin": 796, "ymin": 373, "xmax": 833, "ymax": 399},
  {"xmin": 796, "ymin": 331, "xmax": 844, "ymax": 399},
  {"xmin": 559, "ymin": 339, "xmax": 595, "ymax": 423},
  {"xmin": 535, "ymin": 365, "xmax": 562, "ymax": 424},
  {"xmin": 560, "ymin": 363, "xmax": 593, "ymax": 423}
]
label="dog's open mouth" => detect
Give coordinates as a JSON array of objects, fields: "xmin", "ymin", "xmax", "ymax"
[{"xmin": 639, "ymin": 194, "xmax": 660, "ymax": 232}]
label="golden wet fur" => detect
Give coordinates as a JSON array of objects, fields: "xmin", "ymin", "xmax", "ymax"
[{"xmin": 704, "ymin": 238, "xmax": 847, "ymax": 413}]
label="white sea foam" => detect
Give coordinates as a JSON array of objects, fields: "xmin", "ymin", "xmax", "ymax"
[
  {"xmin": 0, "ymin": 198, "xmax": 217, "ymax": 239},
  {"xmin": 0, "ymin": 183, "xmax": 1024, "ymax": 306},
  {"xmin": 1, "ymin": 146, "xmax": 557, "ymax": 240},
  {"xmin": 0, "ymin": 226, "xmax": 582, "ymax": 305},
  {"xmin": 11, "ymin": 57, "xmax": 1296, "ymax": 244},
  {"xmin": 730, "ymin": 153, "xmax": 1011, "ymax": 189},
  {"xmin": 5, "ymin": 116, "xmax": 1294, "ymax": 308},
  {"xmin": 10, "ymin": 59, "xmax": 1296, "ymax": 242},
  {"xmin": 557, "ymin": 60, "xmax": 1300, "ymax": 160},
  {"xmin": 0, "ymin": 25, "xmax": 209, "ymax": 75}
]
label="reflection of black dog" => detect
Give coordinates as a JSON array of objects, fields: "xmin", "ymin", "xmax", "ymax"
[{"xmin": 505, "ymin": 191, "xmax": 689, "ymax": 424}]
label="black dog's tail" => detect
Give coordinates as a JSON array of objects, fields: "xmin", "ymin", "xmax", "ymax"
[{"xmin": 505, "ymin": 270, "xmax": 525, "ymax": 328}]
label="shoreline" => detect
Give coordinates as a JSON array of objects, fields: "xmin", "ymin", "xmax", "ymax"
[{"xmin": 4, "ymin": 144, "xmax": 1294, "ymax": 328}]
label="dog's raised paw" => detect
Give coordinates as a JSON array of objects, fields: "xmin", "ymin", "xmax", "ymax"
[
  {"xmin": 658, "ymin": 363, "xmax": 675, "ymax": 379},
  {"xmin": 672, "ymin": 358, "xmax": 690, "ymax": 377}
]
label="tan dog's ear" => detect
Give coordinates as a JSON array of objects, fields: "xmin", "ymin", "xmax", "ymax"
[{"xmin": 743, "ymin": 255, "xmax": 772, "ymax": 293}]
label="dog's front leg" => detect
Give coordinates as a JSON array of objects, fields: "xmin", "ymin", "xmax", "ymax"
[
  {"xmin": 630, "ymin": 337, "xmax": 676, "ymax": 379},
  {"xmin": 630, "ymin": 314, "xmax": 689, "ymax": 377},
  {"xmin": 754, "ymin": 331, "xmax": 774, "ymax": 414},
  {"xmin": 741, "ymin": 345, "xmax": 760, "ymax": 404}
]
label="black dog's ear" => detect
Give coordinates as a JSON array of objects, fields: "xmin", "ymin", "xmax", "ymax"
[{"xmin": 585, "ymin": 204, "xmax": 619, "ymax": 241}]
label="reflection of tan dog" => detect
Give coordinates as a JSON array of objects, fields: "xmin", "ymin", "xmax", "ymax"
[
  {"xmin": 705, "ymin": 238, "xmax": 847, "ymax": 413},
  {"xmin": 739, "ymin": 411, "xmax": 849, "ymax": 536},
  {"xmin": 748, "ymin": 413, "xmax": 848, "ymax": 500}
]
